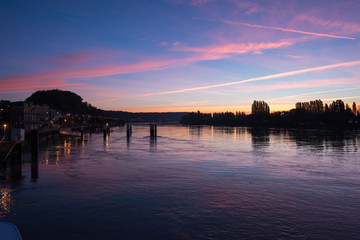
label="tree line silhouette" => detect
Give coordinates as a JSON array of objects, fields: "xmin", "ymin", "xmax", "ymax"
[{"xmin": 180, "ymin": 99, "xmax": 360, "ymax": 129}]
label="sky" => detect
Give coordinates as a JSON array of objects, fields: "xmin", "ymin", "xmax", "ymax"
[{"xmin": 1, "ymin": 0, "xmax": 360, "ymax": 113}]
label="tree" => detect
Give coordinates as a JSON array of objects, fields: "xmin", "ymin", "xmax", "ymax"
[
  {"xmin": 352, "ymin": 102, "xmax": 357, "ymax": 115},
  {"xmin": 325, "ymin": 103, "xmax": 329, "ymax": 112},
  {"xmin": 295, "ymin": 99, "xmax": 323, "ymax": 113},
  {"xmin": 329, "ymin": 100, "xmax": 345, "ymax": 113},
  {"xmin": 251, "ymin": 100, "xmax": 270, "ymax": 115}
]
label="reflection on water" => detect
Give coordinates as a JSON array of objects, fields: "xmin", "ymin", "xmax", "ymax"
[
  {"xmin": 0, "ymin": 188, "xmax": 14, "ymax": 219},
  {"xmin": 103, "ymin": 133, "xmax": 109, "ymax": 151},
  {"xmin": 250, "ymin": 128, "xmax": 270, "ymax": 149},
  {"xmin": 150, "ymin": 136, "xmax": 157, "ymax": 151},
  {"xmin": 189, "ymin": 125, "xmax": 204, "ymax": 138},
  {"xmin": 1, "ymin": 125, "xmax": 360, "ymax": 240},
  {"xmin": 289, "ymin": 129, "xmax": 360, "ymax": 153}
]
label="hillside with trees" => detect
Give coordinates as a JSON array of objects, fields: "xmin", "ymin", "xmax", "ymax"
[
  {"xmin": 26, "ymin": 89, "xmax": 103, "ymax": 115},
  {"xmin": 25, "ymin": 89, "xmax": 188, "ymax": 123}
]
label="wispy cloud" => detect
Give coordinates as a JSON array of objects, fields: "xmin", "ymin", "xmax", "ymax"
[
  {"xmin": 142, "ymin": 60, "xmax": 360, "ymax": 96},
  {"xmin": 0, "ymin": 79, "xmax": 85, "ymax": 94},
  {"xmin": 201, "ymin": 18, "xmax": 356, "ymax": 40},
  {"xmin": 1, "ymin": 39, "xmax": 295, "ymax": 90},
  {"xmin": 242, "ymin": 77, "xmax": 360, "ymax": 93},
  {"xmin": 322, "ymin": 96, "xmax": 360, "ymax": 102},
  {"xmin": 173, "ymin": 40, "xmax": 294, "ymax": 54},
  {"xmin": 190, "ymin": 0, "xmax": 213, "ymax": 5},
  {"xmin": 165, "ymin": 0, "xmax": 212, "ymax": 6},
  {"xmin": 229, "ymin": 0, "xmax": 263, "ymax": 15},
  {"xmin": 267, "ymin": 87, "xmax": 360, "ymax": 102},
  {"xmin": 293, "ymin": 14, "xmax": 360, "ymax": 35}
]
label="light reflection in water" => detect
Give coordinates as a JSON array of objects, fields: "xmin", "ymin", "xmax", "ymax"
[
  {"xmin": 56, "ymin": 150, "xmax": 60, "ymax": 165},
  {"xmin": 103, "ymin": 134, "xmax": 109, "ymax": 151},
  {"xmin": 64, "ymin": 139, "xmax": 71, "ymax": 155},
  {"xmin": 0, "ymin": 188, "xmax": 14, "ymax": 219}
]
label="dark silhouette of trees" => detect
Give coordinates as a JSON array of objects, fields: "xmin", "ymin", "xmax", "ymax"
[
  {"xmin": 295, "ymin": 99, "xmax": 324, "ymax": 113},
  {"xmin": 251, "ymin": 100, "xmax": 270, "ymax": 115},
  {"xmin": 213, "ymin": 112, "xmax": 236, "ymax": 126},
  {"xmin": 180, "ymin": 111, "xmax": 212, "ymax": 125},
  {"xmin": 250, "ymin": 100, "xmax": 270, "ymax": 126},
  {"xmin": 26, "ymin": 89, "xmax": 103, "ymax": 115},
  {"xmin": 352, "ymin": 102, "xmax": 357, "ymax": 115},
  {"xmin": 181, "ymin": 99, "xmax": 359, "ymax": 129},
  {"xmin": 329, "ymin": 100, "xmax": 345, "ymax": 113}
]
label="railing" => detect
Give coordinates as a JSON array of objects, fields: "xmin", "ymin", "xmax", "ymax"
[{"xmin": 0, "ymin": 135, "xmax": 5, "ymax": 145}]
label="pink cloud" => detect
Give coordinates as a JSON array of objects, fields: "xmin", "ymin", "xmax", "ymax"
[
  {"xmin": 0, "ymin": 79, "xmax": 85, "ymax": 94},
  {"xmin": 293, "ymin": 14, "xmax": 360, "ymax": 35},
  {"xmin": 158, "ymin": 41, "xmax": 168, "ymax": 46},
  {"xmin": 190, "ymin": 0, "xmax": 212, "ymax": 5},
  {"xmin": 228, "ymin": 0, "xmax": 263, "ymax": 15},
  {"xmin": 1, "ymin": 39, "xmax": 294, "ymax": 88},
  {"xmin": 164, "ymin": 0, "xmax": 212, "ymax": 5},
  {"xmin": 172, "ymin": 39, "xmax": 295, "ymax": 54}
]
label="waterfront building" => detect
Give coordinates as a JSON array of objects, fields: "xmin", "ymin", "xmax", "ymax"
[{"xmin": 10, "ymin": 101, "xmax": 50, "ymax": 132}]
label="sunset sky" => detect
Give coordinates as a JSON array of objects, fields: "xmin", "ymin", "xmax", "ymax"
[{"xmin": 1, "ymin": 0, "xmax": 360, "ymax": 113}]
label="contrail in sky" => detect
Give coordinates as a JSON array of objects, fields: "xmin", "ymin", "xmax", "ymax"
[
  {"xmin": 195, "ymin": 18, "xmax": 356, "ymax": 40},
  {"xmin": 323, "ymin": 96, "xmax": 360, "ymax": 101},
  {"xmin": 142, "ymin": 60, "xmax": 360, "ymax": 96},
  {"xmin": 222, "ymin": 20, "xmax": 356, "ymax": 40},
  {"xmin": 267, "ymin": 87, "xmax": 360, "ymax": 101}
]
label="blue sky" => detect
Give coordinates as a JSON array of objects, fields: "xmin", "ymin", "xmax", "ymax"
[{"xmin": 1, "ymin": 0, "xmax": 360, "ymax": 112}]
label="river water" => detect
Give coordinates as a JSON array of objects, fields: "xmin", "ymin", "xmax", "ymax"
[{"xmin": 1, "ymin": 125, "xmax": 360, "ymax": 239}]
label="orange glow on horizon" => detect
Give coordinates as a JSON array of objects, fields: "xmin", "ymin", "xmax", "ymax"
[
  {"xmin": 109, "ymin": 101, "xmax": 358, "ymax": 114},
  {"xmin": 109, "ymin": 104, "xmax": 296, "ymax": 114}
]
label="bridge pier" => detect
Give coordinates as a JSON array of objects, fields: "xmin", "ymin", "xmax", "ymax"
[
  {"xmin": 150, "ymin": 124, "xmax": 157, "ymax": 137},
  {"xmin": 126, "ymin": 124, "xmax": 132, "ymax": 137}
]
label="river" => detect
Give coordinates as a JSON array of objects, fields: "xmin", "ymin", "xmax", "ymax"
[{"xmin": 1, "ymin": 125, "xmax": 360, "ymax": 239}]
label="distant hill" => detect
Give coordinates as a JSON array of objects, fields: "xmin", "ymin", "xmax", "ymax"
[
  {"xmin": 26, "ymin": 89, "xmax": 103, "ymax": 115},
  {"xmin": 25, "ymin": 89, "xmax": 188, "ymax": 122}
]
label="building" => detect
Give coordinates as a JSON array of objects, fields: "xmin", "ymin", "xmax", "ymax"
[{"xmin": 10, "ymin": 102, "xmax": 50, "ymax": 132}]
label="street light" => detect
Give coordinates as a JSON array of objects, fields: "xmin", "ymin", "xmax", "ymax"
[{"xmin": 3, "ymin": 124, "xmax": 6, "ymax": 136}]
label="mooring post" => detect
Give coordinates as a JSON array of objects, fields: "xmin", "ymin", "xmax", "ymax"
[
  {"xmin": 103, "ymin": 124, "xmax": 109, "ymax": 139},
  {"xmin": 80, "ymin": 126, "xmax": 84, "ymax": 140},
  {"xmin": 31, "ymin": 155, "xmax": 38, "ymax": 182},
  {"xmin": 150, "ymin": 124, "xmax": 157, "ymax": 137},
  {"xmin": 31, "ymin": 129, "xmax": 39, "ymax": 181},
  {"xmin": 31, "ymin": 129, "xmax": 38, "ymax": 158},
  {"xmin": 126, "ymin": 124, "xmax": 132, "ymax": 137}
]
